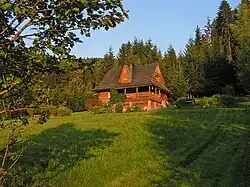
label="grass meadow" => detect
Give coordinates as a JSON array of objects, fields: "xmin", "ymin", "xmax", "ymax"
[{"xmin": 0, "ymin": 102, "xmax": 249, "ymax": 186}]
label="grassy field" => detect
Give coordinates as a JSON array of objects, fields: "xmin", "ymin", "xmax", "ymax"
[{"xmin": 1, "ymin": 104, "xmax": 250, "ymax": 186}]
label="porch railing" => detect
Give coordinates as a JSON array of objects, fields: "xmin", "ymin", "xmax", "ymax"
[{"xmin": 125, "ymin": 92, "xmax": 162, "ymax": 103}]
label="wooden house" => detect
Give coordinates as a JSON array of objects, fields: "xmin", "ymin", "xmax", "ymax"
[{"xmin": 94, "ymin": 63, "xmax": 172, "ymax": 111}]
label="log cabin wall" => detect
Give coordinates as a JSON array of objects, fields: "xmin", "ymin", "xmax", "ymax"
[
  {"xmin": 97, "ymin": 86, "xmax": 168, "ymax": 111},
  {"xmin": 98, "ymin": 92, "xmax": 110, "ymax": 103}
]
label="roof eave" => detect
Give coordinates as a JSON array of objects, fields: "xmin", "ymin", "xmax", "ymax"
[{"xmin": 94, "ymin": 83, "xmax": 170, "ymax": 92}]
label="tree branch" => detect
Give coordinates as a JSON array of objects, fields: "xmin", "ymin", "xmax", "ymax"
[
  {"xmin": 0, "ymin": 107, "xmax": 28, "ymax": 115},
  {"xmin": 0, "ymin": 0, "xmax": 24, "ymax": 36},
  {"xmin": 0, "ymin": 169, "xmax": 8, "ymax": 185},
  {"xmin": 1, "ymin": 145, "xmax": 8, "ymax": 169},
  {"xmin": 13, "ymin": 21, "xmax": 32, "ymax": 41},
  {"xmin": 0, "ymin": 82, "xmax": 17, "ymax": 97}
]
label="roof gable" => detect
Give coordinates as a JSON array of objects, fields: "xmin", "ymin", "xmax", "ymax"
[
  {"xmin": 151, "ymin": 65, "xmax": 167, "ymax": 88},
  {"xmin": 94, "ymin": 63, "xmax": 168, "ymax": 91},
  {"xmin": 119, "ymin": 65, "xmax": 132, "ymax": 84}
]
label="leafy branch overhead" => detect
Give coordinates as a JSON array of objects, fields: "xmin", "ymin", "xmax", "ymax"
[
  {"xmin": 0, "ymin": 0, "xmax": 129, "ymax": 54},
  {"xmin": 0, "ymin": 0, "xmax": 128, "ymax": 185}
]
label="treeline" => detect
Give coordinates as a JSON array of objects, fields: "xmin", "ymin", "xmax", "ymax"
[
  {"xmin": 34, "ymin": 0, "xmax": 250, "ymax": 111},
  {"xmin": 116, "ymin": 0, "xmax": 250, "ymax": 97},
  {"xmin": 115, "ymin": 0, "xmax": 250, "ymax": 97}
]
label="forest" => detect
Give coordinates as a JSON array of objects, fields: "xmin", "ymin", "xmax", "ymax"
[{"xmin": 28, "ymin": 0, "xmax": 250, "ymax": 112}]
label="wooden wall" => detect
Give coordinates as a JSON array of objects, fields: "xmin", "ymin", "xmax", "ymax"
[
  {"xmin": 97, "ymin": 89, "xmax": 169, "ymax": 111},
  {"xmin": 98, "ymin": 92, "xmax": 110, "ymax": 103}
]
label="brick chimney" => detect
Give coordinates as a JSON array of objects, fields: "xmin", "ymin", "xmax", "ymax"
[{"xmin": 119, "ymin": 64, "xmax": 133, "ymax": 84}]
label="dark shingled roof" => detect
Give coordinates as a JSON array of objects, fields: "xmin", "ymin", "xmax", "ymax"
[{"xmin": 94, "ymin": 63, "xmax": 168, "ymax": 91}]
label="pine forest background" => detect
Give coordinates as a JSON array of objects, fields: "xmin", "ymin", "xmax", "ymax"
[{"xmin": 15, "ymin": 0, "xmax": 250, "ymax": 112}]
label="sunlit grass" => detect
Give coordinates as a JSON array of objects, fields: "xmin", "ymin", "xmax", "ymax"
[{"xmin": 1, "ymin": 106, "xmax": 249, "ymax": 186}]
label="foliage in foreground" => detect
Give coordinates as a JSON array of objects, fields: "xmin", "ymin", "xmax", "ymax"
[{"xmin": 0, "ymin": 0, "xmax": 128, "ymax": 184}]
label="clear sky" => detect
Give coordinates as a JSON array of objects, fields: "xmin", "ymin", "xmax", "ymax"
[{"xmin": 71, "ymin": 0, "xmax": 241, "ymax": 58}]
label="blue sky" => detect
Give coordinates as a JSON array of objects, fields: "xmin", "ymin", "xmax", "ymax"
[{"xmin": 71, "ymin": 0, "xmax": 241, "ymax": 58}]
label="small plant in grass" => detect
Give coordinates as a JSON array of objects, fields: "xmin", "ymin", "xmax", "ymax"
[
  {"xmin": 197, "ymin": 95, "xmax": 221, "ymax": 108},
  {"xmin": 127, "ymin": 105, "xmax": 142, "ymax": 112},
  {"xmin": 91, "ymin": 104, "xmax": 111, "ymax": 114},
  {"xmin": 174, "ymin": 99, "xmax": 186, "ymax": 108},
  {"xmin": 57, "ymin": 106, "xmax": 72, "ymax": 116},
  {"xmin": 114, "ymin": 103, "xmax": 123, "ymax": 113},
  {"xmin": 197, "ymin": 95, "xmax": 236, "ymax": 108},
  {"xmin": 44, "ymin": 105, "xmax": 58, "ymax": 116}
]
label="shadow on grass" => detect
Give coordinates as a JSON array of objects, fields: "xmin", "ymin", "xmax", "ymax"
[
  {"xmin": 6, "ymin": 123, "xmax": 119, "ymax": 186},
  {"xmin": 148, "ymin": 108, "xmax": 250, "ymax": 187}
]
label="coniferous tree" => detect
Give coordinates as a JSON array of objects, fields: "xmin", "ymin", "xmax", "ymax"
[
  {"xmin": 213, "ymin": 0, "xmax": 235, "ymax": 63},
  {"xmin": 161, "ymin": 45, "xmax": 188, "ymax": 99},
  {"xmin": 117, "ymin": 39, "xmax": 163, "ymax": 66},
  {"xmin": 232, "ymin": 0, "xmax": 250, "ymax": 92},
  {"xmin": 184, "ymin": 35, "xmax": 206, "ymax": 96},
  {"xmin": 195, "ymin": 26, "xmax": 202, "ymax": 45},
  {"xmin": 117, "ymin": 41, "xmax": 133, "ymax": 66},
  {"xmin": 151, "ymin": 45, "xmax": 162, "ymax": 63},
  {"xmin": 204, "ymin": 17, "xmax": 212, "ymax": 44},
  {"xmin": 103, "ymin": 46, "xmax": 116, "ymax": 72}
]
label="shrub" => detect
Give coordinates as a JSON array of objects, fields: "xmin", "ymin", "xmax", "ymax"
[
  {"xmin": 39, "ymin": 105, "xmax": 57, "ymax": 116},
  {"xmin": 221, "ymin": 85, "xmax": 234, "ymax": 95},
  {"xmin": 84, "ymin": 99, "xmax": 100, "ymax": 111},
  {"xmin": 174, "ymin": 99, "xmax": 186, "ymax": 108},
  {"xmin": 37, "ymin": 109, "xmax": 51, "ymax": 124},
  {"xmin": 197, "ymin": 95, "xmax": 236, "ymax": 108},
  {"xmin": 47, "ymin": 105, "xmax": 58, "ymax": 116},
  {"xmin": 114, "ymin": 103, "xmax": 123, "ymax": 113},
  {"xmin": 127, "ymin": 105, "xmax": 142, "ymax": 112},
  {"xmin": 110, "ymin": 88, "xmax": 125, "ymax": 105},
  {"xmin": 57, "ymin": 106, "xmax": 72, "ymax": 116},
  {"xmin": 244, "ymin": 106, "xmax": 250, "ymax": 114},
  {"xmin": 27, "ymin": 108, "xmax": 35, "ymax": 117},
  {"xmin": 91, "ymin": 104, "xmax": 111, "ymax": 114},
  {"xmin": 167, "ymin": 101, "xmax": 175, "ymax": 108},
  {"xmin": 197, "ymin": 95, "xmax": 221, "ymax": 108},
  {"xmin": 220, "ymin": 95, "xmax": 236, "ymax": 107},
  {"xmin": 67, "ymin": 99, "xmax": 85, "ymax": 112}
]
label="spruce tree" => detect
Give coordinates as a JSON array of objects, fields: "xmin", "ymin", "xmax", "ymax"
[
  {"xmin": 232, "ymin": 0, "xmax": 250, "ymax": 92},
  {"xmin": 117, "ymin": 41, "xmax": 133, "ymax": 66},
  {"xmin": 214, "ymin": 0, "xmax": 235, "ymax": 63},
  {"xmin": 161, "ymin": 45, "xmax": 188, "ymax": 99},
  {"xmin": 104, "ymin": 46, "xmax": 116, "ymax": 69},
  {"xmin": 195, "ymin": 26, "xmax": 202, "ymax": 45}
]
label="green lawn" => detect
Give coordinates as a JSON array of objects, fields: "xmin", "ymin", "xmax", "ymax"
[{"xmin": 1, "ymin": 106, "xmax": 250, "ymax": 186}]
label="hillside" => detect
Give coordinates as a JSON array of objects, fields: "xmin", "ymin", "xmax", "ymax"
[{"xmin": 1, "ymin": 106, "xmax": 249, "ymax": 186}]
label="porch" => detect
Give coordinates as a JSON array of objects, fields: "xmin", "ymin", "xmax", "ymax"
[{"xmin": 117, "ymin": 86, "xmax": 168, "ymax": 110}]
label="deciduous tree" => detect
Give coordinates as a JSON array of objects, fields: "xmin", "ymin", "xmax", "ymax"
[{"xmin": 0, "ymin": 0, "xmax": 128, "ymax": 184}]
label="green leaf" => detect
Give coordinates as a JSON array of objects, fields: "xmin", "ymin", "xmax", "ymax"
[
  {"xmin": 73, "ymin": 7, "xmax": 80, "ymax": 12},
  {"xmin": 0, "ymin": 2, "xmax": 11, "ymax": 9}
]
